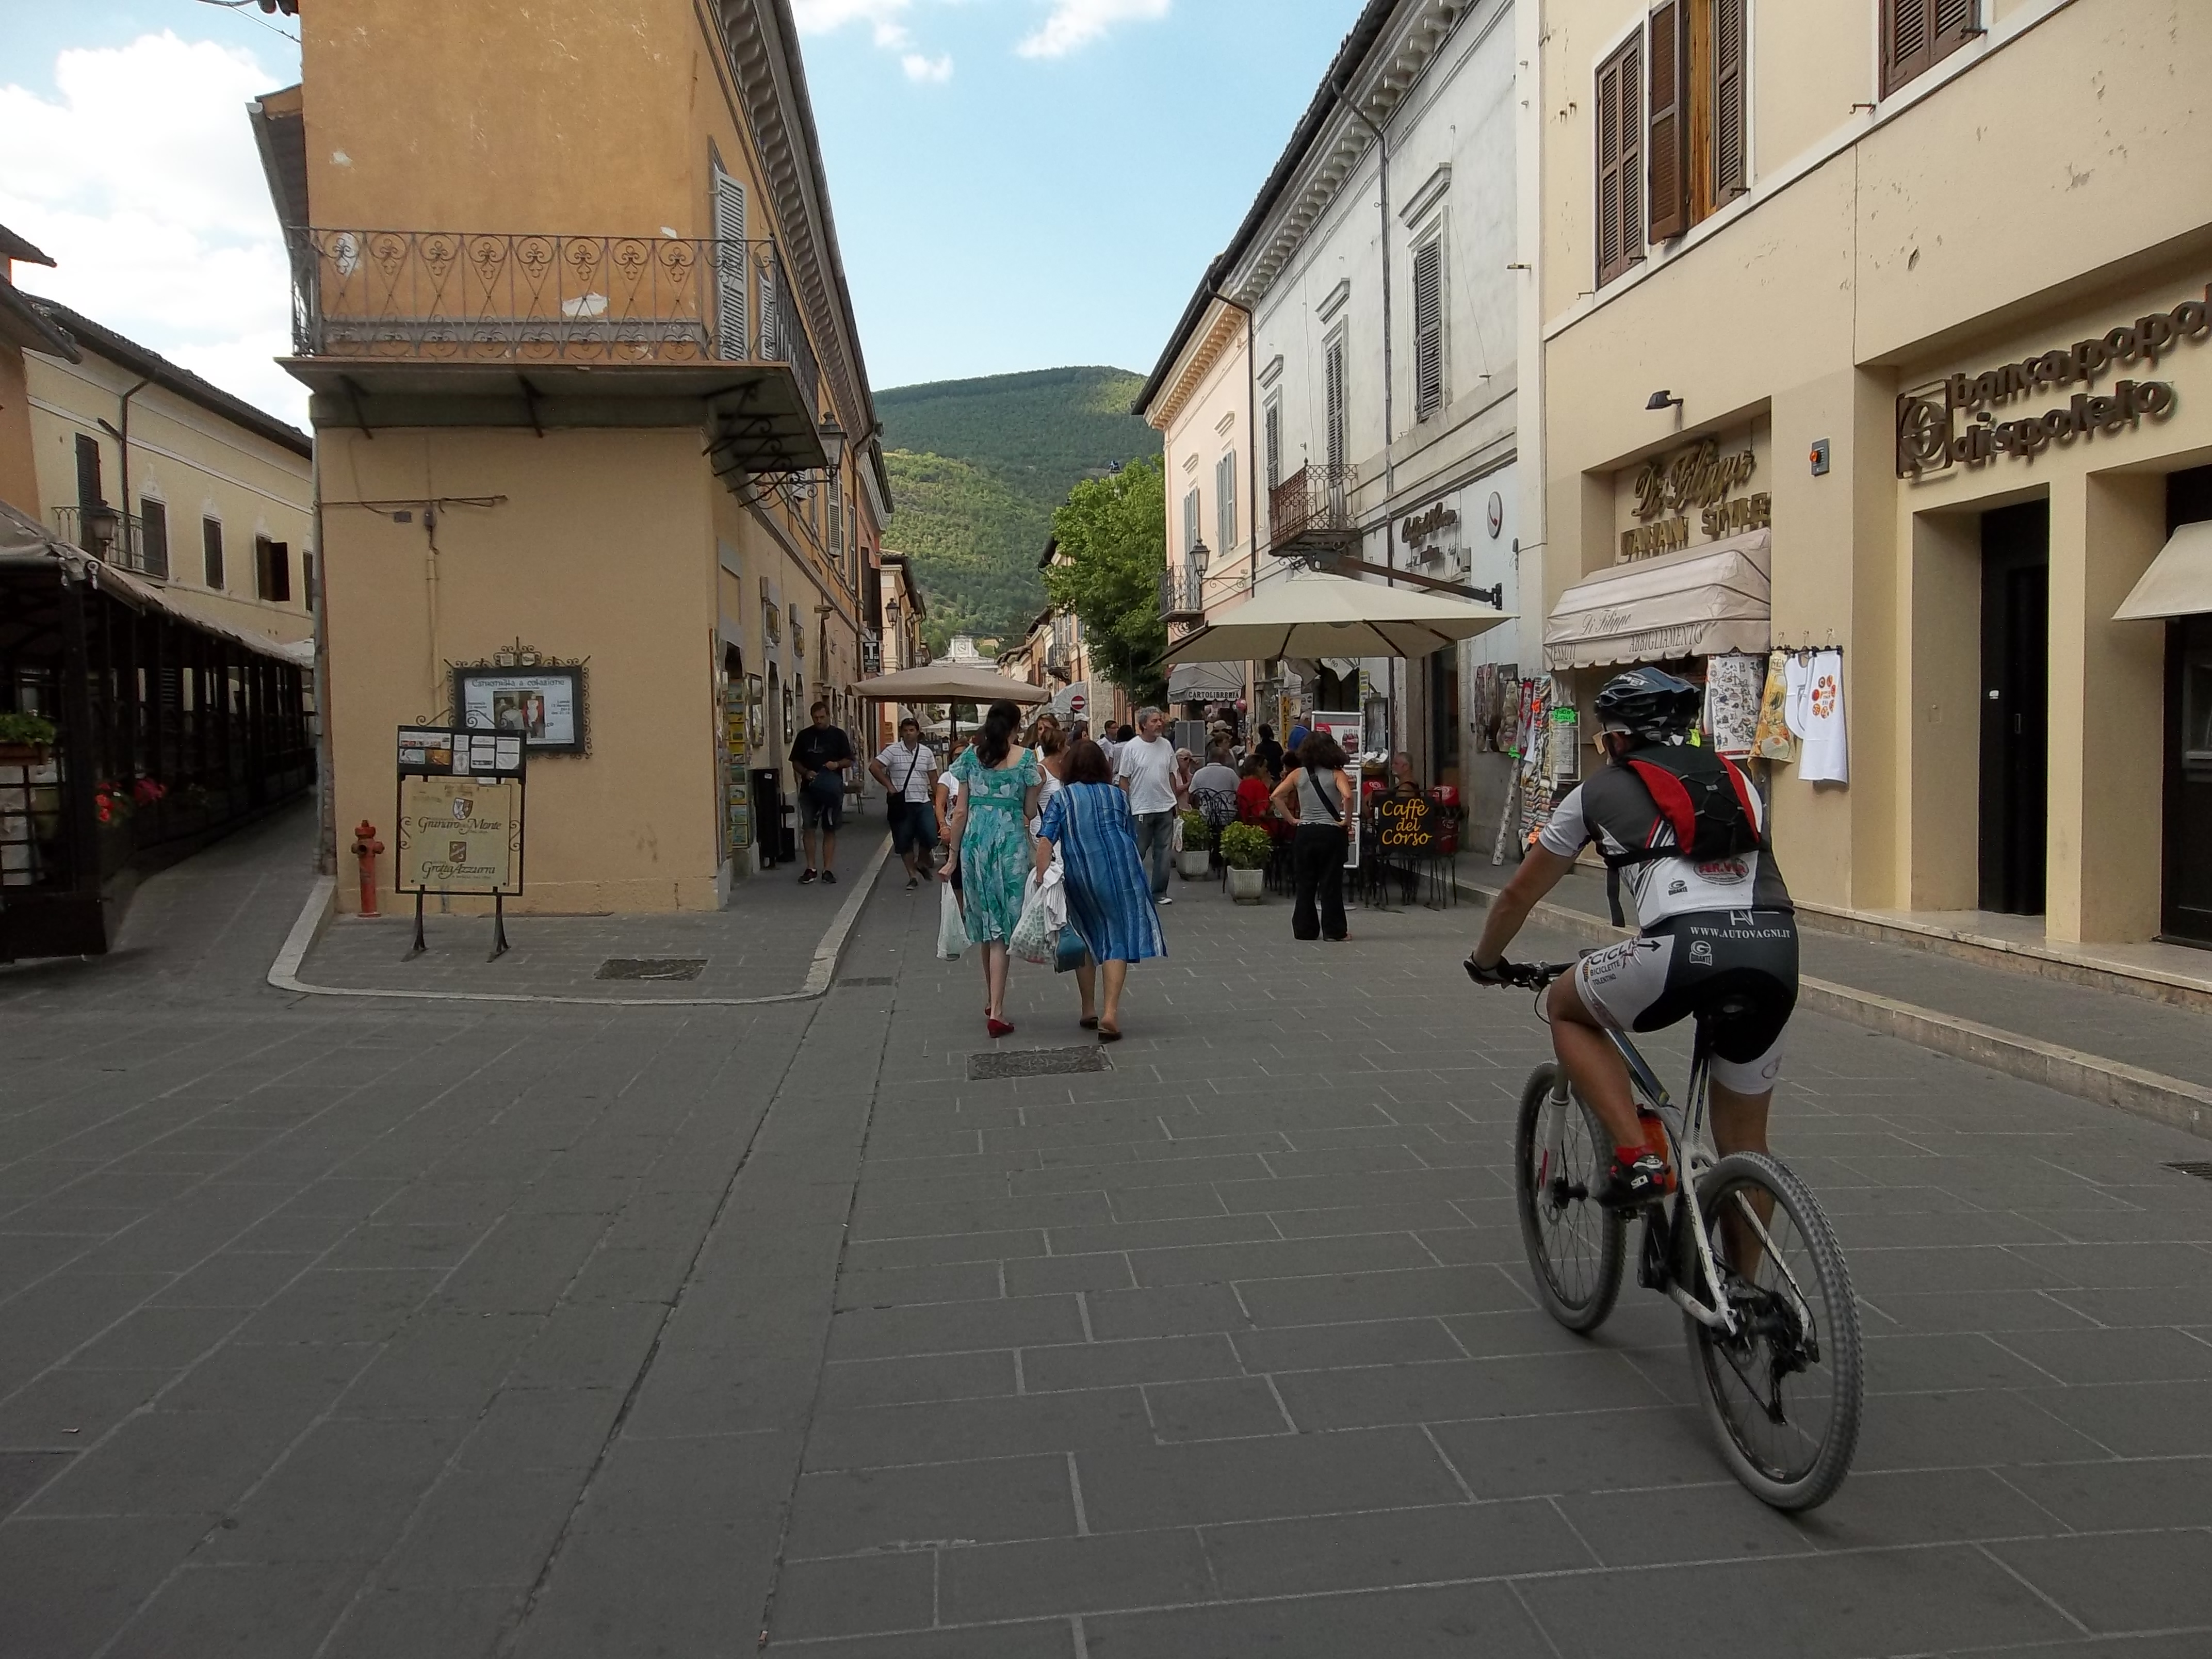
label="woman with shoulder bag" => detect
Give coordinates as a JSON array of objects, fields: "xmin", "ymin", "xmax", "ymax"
[{"xmin": 1269, "ymin": 731, "xmax": 1356, "ymax": 942}]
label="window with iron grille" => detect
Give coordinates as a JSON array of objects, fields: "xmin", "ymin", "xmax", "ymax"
[
  {"xmin": 1881, "ymin": 0, "xmax": 1978, "ymax": 96},
  {"xmin": 1215, "ymin": 451, "xmax": 1236, "ymax": 554},
  {"xmin": 1324, "ymin": 332, "xmax": 1347, "ymax": 476},
  {"xmin": 1411, "ymin": 236, "xmax": 1445, "ymax": 423},
  {"xmin": 139, "ymin": 497, "xmax": 169, "ymax": 580},
  {"xmin": 202, "ymin": 517, "xmax": 225, "ymax": 590},
  {"xmin": 1595, "ymin": 33, "xmax": 1643, "ymax": 285}
]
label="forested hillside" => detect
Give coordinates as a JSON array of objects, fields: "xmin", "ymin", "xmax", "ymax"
[{"xmin": 879, "ymin": 366, "xmax": 1158, "ymax": 649}]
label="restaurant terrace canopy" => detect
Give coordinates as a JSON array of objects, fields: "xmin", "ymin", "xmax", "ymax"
[
  {"xmin": 849, "ymin": 664, "xmax": 1051, "ymax": 705},
  {"xmin": 1159, "ymin": 570, "xmax": 1514, "ymax": 664}
]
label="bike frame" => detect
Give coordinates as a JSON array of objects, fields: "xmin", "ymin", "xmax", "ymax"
[{"xmin": 1540, "ymin": 1019, "xmax": 1817, "ymax": 1342}]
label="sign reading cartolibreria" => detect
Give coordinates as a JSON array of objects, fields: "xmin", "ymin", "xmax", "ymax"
[
  {"xmin": 1620, "ymin": 437, "xmax": 1770, "ymax": 562},
  {"xmin": 1897, "ymin": 285, "xmax": 2206, "ymax": 477}
]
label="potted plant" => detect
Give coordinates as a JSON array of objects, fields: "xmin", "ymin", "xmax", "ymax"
[
  {"xmin": 1176, "ymin": 808, "xmax": 1212, "ymax": 880},
  {"xmin": 0, "ymin": 711, "xmax": 56, "ymax": 766},
  {"xmin": 1217, "ymin": 822, "xmax": 1272, "ymax": 902}
]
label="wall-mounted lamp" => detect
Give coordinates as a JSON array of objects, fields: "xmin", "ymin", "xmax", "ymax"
[
  {"xmin": 817, "ymin": 414, "xmax": 848, "ymax": 477},
  {"xmin": 1645, "ymin": 390, "xmax": 1683, "ymax": 412},
  {"xmin": 80, "ymin": 501, "xmax": 120, "ymax": 558},
  {"xmin": 1189, "ymin": 536, "xmax": 1211, "ymax": 579}
]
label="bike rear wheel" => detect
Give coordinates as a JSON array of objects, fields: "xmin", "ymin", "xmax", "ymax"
[
  {"xmin": 1682, "ymin": 1151, "xmax": 1862, "ymax": 1510},
  {"xmin": 1513, "ymin": 1064, "xmax": 1625, "ymax": 1333}
]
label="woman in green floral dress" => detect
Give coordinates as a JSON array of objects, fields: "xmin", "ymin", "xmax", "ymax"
[{"xmin": 938, "ymin": 700, "xmax": 1043, "ymax": 1037}]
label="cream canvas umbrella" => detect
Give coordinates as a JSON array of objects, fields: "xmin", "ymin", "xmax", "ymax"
[
  {"xmin": 1160, "ymin": 569, "xmax": 1514, "ymax": 663},
  {"xmin": 851, "ymin": 663, "xmax": 1051, "ymax": 705}
]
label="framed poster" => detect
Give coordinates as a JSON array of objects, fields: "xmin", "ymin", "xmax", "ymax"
[{"xmin": 453, "ymin": 664, "xmax": 585, "ymax": 754}]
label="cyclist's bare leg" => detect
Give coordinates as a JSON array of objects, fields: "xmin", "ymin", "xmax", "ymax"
[
  {"xmin": 1544, "ymin": 975, "xmax": 1645, "ymax": 1155},
  {"xmin": 1709, "ymin": 1080, "xmax": 1775, "ymax": 1280}
]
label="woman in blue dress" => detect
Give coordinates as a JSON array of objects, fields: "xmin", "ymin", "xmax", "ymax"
[
  {"xmin": 1033, "ymin": 738, "xmax": 1165, "ymax": 1041},
  {"xmin": 938, "ymin": 700, "xmax": 1042, "ymax": 1037}
]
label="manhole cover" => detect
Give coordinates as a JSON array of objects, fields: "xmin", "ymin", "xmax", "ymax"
[
  {"xmin": 594, "ymin": 958, "xmax": 708, "ymax": 982},
  {"xmin": 968, "ymin": 1047, "xmax": 1110, "ymax": 1081},
  {"xmin": 2165, "ymin": 1162, "xmax": 2212, "ymax": 1182},
  {"xmin": 840, "ymin": 976, "xmax": 894, "ymax": 987}
]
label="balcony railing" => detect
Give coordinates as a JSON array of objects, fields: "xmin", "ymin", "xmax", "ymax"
[
  {"xmin": 52, "ymin": 507, "xmax": 166, "ymax": 580},
  {"xmin": 286, "ymin": 228, "xmax": 819, "ymax": 416},
  {"xmin": 1159, "ymin": 569, "xmax": 1205, "ymax": 623},
  {"xmin": 1267, "ymin": 463, "xmax": 1359, "ymax": 559}
]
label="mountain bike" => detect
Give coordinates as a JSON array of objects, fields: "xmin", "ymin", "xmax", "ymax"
[{"xmin": 1481, "ymin": 959, "xmax": 1863, "ymax": 1510}]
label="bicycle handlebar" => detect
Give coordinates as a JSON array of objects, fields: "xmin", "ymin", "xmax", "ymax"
[{"xmin": 1463, "ymin": 955, "xmax": 1577, "ymax": 990}]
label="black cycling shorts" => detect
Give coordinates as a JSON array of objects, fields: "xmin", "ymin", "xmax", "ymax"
[{"xmin": 1572, "ymin": 909, "xmax": 1798, "ymax": 1093}]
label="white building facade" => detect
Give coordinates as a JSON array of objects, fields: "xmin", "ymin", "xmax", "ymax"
[{"xmin": 1142, "ymin": 0, "xmax": 1530, "ymax": 825}]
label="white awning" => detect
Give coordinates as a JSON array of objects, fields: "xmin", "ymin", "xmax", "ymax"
[
  {"xmin": 1166, "ymin": 660, "xmax": 1244, "ymax": 703},
  {"xmin": 2115, "ymin": 521, "xmax": 2212, "ymax": 621},
  {"xmin": 1544, "ymin": 529, "xmax": 1770, "ymax": 671}
]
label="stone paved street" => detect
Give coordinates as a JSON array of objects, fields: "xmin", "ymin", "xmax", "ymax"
[{"xmin": 3, "ymin": 813, "xmax": 2210, "ymax": 1656}]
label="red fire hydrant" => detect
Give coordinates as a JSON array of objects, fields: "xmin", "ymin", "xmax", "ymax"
[{"xmin": 351, "ymin": 820, "xmax": 385, "ymax": 917}]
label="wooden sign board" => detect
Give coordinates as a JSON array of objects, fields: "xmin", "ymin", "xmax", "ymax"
[{"xmin": 396, "ymin": 776, "xmax": 524, "ymax": 896}]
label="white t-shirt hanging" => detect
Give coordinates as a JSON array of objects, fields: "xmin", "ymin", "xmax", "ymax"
[
  {"xmin": 1798, "ymin": 649, "xmax": 1849, "ymax": 783},
  {"xmin": 1783, "ymin": 655, "xmax": 1814, "ymax": 741}
]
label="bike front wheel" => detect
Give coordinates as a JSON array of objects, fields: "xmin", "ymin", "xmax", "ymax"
[
  {"xmin": 1682, "ymin": 1151, "xmax": 1863, "ymax": 1511},
  {"xmin": 1513, "ymin": 1063, "xmax": 1625, "ymax": 1333}
]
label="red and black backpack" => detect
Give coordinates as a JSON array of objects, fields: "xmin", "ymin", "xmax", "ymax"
[{"xmin": 1603, "ymin": 743, "xmax": 1765, "ymax": 867}]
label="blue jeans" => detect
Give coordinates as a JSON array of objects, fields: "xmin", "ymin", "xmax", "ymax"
[{"xmin": 1133, "ymin": 809, "xmax": 1175, "ymax": 898}]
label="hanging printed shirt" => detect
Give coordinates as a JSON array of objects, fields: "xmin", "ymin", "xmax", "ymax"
[
  {"xmin": 1798, "ymin": 649, "xmax": 1849, "ymax": 783},
  {"xmin": 1750, "ymin": 651, "xmax": 1796, "ymax": 762},
  {"xmin": 1703, "ymin": 654, "xmax": 1765, "ymax": 757}
]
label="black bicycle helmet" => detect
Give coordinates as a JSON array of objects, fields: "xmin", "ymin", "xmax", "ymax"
[{"xmin": 1592, "ymin": 666, "xmax": 1701, "ymax": 740}]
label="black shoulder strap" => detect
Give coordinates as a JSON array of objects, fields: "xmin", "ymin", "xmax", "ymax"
[{"xmin": 1308, "ymin": 768, "xmax": 1342, "ymax": 823}]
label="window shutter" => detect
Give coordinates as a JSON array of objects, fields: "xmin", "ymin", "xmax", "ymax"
[
  {"xmin": 203, "ymin": 519, "xmax": 225, "ymax": 590},
  {"xmin": 1183, "ymin": 487, "xmax": 1200, "ymax": 556},
  {"xmin": 1883, "ymin": 0, "xmax": 1974, "ymax": 95},
  {"xmin": 268, "ymin": 540, "xmax": 291, "ymax": 603},
  {"xmin": 139, "ymin": 497, "xmax": 169, "ymax": 580},
  {"xmin": 711, "ymin": 168, "xmax": 747, "ymax": 361},
  {"xmin": 1263, "ymin": 399, "xmax": 1281, "ymax": 492},
  {"xmin": 1646, "ymin": 1, "xmax": 1688, "ymax": 242},
  {"xmin": 1411, "ymin": 239, "xmax": 1444, "ymax": 422},
  {"xmin": 1714, "ymin": 0, "xmax": 1748, "ymax": 200},
  {"xmin": 1216, "ymin": 451, "xmax": 1236, "ymax": 552},
  {"xmin": 1595, "ymin": 37, "xmax": 1642, "ymax": 286},
  {"xmin": 303, "ymin": 550, "xmax": 315, "ymax": 613},
  {"xmin": 1324, "ymin": 337, "xmax": 1347, "ymax": 475},
  {"xmin": 759, "ymin": 258, "xmax": 780, "ymax": 362}
]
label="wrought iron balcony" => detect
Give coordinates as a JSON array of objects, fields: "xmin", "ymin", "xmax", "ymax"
[
  {"xmin": 1159, "ymin": 568, "xmax": 1205, "ymax": 624},
  {"xmin": 52, "ymin": 507, "xmax": 165, "ymax": 580},
  {"xmin": 283, "ymin": 229, "xmax": 822, "ymax": 458},
  {"xmin": 1267, "ymin": 463, "xmax": 1360, "ymax": 562}
]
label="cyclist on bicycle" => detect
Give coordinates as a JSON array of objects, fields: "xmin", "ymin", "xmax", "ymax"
[{"xmin": 1466, "ymin": 666, "xmax": 1797, "ymax": 1210}]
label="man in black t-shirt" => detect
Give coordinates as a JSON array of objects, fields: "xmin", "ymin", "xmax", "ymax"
[{"xmin": 789, "ymin": 701, "xmax": 854, "ymax": 884}]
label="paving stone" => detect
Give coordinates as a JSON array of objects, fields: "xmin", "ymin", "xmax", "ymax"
[
  {"xmin": 0, "ymin": 1513, "xmax": 211, "ymax": 1657},
  {"xmin": 937, "ymin": 1527, "xmax": 1214, "ymax": 1623},
  {"xmin": 1086, "ymin": 1282, "xmax": 1250, "ymax": 1341},
  {"xmin": 1075, "ymin": 1426, "xmax": 1462, "ymax": 1531},
  {"xmin": 21, "ymin": 1409, "xmax": 288, "ymax": 1518},
  {"xmin": 819, "ymin": 1350, "xmax": 1018, "ymax": 1410},
  {"xmin": 202, "ymin": 1417, "xmax": 465, "ymax": 1563},
  {"xmin": 321, "ymin": 1585, "xmax": 524, "ymax": 1659},
  {"xmin": 785, "ymin": 1454, "xmax": 1075, "ymax": 1554},
  {"xmin": 1144, "ymin": 1376, "xmax": 1289, "ymax": 1441},
  {"xmin": 1199, "ymin": 1497, "xmax": 1593, "ymax": 1597},
  {"xmin": 1021, "ymin": 1333, "xmax": 1244, "ymax": 1394},
  {"xmin": 827, "ymin": 1294, "xmax": 1084, "ymax": 1361},
  {"xmin": 0, "ymin": 1368, "xmax": 164, "ymax": 1451},
  {"xmin": 1084, "ymin": 1580, "xmax": 1552, "ymax": 1658},
  {"xmin": 1984, "ymin": 1530, "xmax": 2212, "ymax": 1637},
  {"xmin": 802, "ymin": 1388, "xmax": 1153, "ymax": 1471},
  {"xmin": 2019, "ymin": 1379, "xmax": 2212, "ymax": 1458},
  {"xmin": 379, "ymin": 1466, "xmax": 578, "ymax": 1586},
  {"xmin": 770, "ymin": 1549, "xmax": 936, "ymax": 1639}
]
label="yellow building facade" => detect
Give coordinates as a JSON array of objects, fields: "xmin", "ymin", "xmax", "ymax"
[
  {"xmin": 1533, "ymin": 0, "xmax": 2212, "ymax": 947},
  {"xmin": 267, "ymin": 0, "xmax": 890, "ymax": 913}
]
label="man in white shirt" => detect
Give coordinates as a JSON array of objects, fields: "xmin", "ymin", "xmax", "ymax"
[
  {"xmin": 868, "ymin": 717, "xmax": 940, "ymax": 890},
  {"xmin": 1114, "ymin": 705, "xmax": 1184, "ymax": 901}
]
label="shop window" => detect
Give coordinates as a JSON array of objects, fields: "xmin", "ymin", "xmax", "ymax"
[
  {"xmin": 1881, "ymin": 0, "xmax": 1978, "ymax": 98},
  {"xmin": 1411, "ymin": 235, "xmax": 1445, "ymax": 422},
  {"xmin": 202, "ymin": 517, "xmax": 225, "ymax": 590},
  {"xmin": 139, "ymin": 497, "xmax": 169, "ymax": 580}
]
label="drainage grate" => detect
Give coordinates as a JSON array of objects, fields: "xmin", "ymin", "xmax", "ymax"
[
  {"xmin": 968, "ymin": 1047, "xmax": 1111, "ymax": 1081},
  {"xmin": 840, "ymin": 976, "xmax": 894, "ymax": 987},
  {"xmin": 594, "ymin": 958, "xmax": 708, "ymax": 982},
  {"xmin": 2165, "ymin": 1162, "xmax": 2212, "ymax": 1182}
]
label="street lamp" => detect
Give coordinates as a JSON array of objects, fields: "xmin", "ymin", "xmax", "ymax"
[
  {"xmin": 80, "ymin": 502, "xmax": 120, "ymax": 559},
  {"xmin": 817, "ymin": 413, "xmax": 848, "ymax": 478}
]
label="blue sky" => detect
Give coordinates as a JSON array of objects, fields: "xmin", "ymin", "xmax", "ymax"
[{"xmin": 0, "ymin": 1, "xmax": 1360, "ymax": 422}]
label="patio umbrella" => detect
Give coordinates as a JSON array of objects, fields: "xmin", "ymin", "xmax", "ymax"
[
  {"xmin": 850, "ymin": 664, "xmax": 1051, "ymax": 705},
  {"xmin": 1159, "ymin": 569, "xmax": 1513, "ymax": 663}
]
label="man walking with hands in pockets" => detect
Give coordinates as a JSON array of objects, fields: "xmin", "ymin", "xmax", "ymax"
[
  {"xmin": 1113, "ymin": 706, "xmax": 1185, "ymax": 903},
  {"xmin": 870, "ymin": 715, "xmax": 940, "ymax": 891}
]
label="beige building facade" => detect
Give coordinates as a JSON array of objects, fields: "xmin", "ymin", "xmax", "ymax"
[
  {"xmin": 269, "ymin": 0, "xmax": 890, "ymax": 913},
  {"xmin": 19, "ymin": 299, "xmax": 314, "ymax": 655},
  {"xmin": 1532, "ymin": 0, "xmax": 2212, "ymax": 947}
]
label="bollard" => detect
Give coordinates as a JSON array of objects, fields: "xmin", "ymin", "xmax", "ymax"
[{"xmin": 351, "ymin": 820, "xmax": 385, "ymax": 917}]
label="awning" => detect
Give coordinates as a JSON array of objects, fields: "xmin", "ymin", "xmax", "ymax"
[
  {"xmin": 850, "ymin": 662, "xmax": 1050, "ymax": 704},
  {"xmin": 0, "ymin": 499, "xmax": 315, "ymax": 668},
  {"xmin": 1166, "ymin": 660, "xmax": 1244, "ymax": 703},
  {"xmin": 1544, "ymin": 529, "xmax": 1770, "ymax": 671},
  {"xmin": 1161, "ymin": 569, "xmax": 1513, "ymax": 664},
  {"xmin": 2115, "ymin": 521, "xmax": 2212, "ymax": 621}
]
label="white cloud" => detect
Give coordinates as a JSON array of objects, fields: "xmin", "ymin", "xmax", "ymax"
[
  {"xmin": 793, "ymin": 0, "xmax": 954, "ymax": 77},
  {"xmin": 1016, "ymin": 0, "xmax": 1171, "ymax": 59},
  {"xmin": 0, "ymin": 31, "xmax": 305, "ymax": 426}
]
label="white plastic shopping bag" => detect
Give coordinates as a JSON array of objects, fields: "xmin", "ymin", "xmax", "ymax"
[
  {"xmin": 936, "ymin": 882, "xmax": 967, "ymax": 961},
  {"xmin": 1008, "ymin": 869, "xmax": 1060, "ymax": 966}
]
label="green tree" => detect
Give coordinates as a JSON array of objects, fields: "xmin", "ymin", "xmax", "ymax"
[{"xmin": 1042, "ymin": 456, "xmax": 1168, "ymax": 706}]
